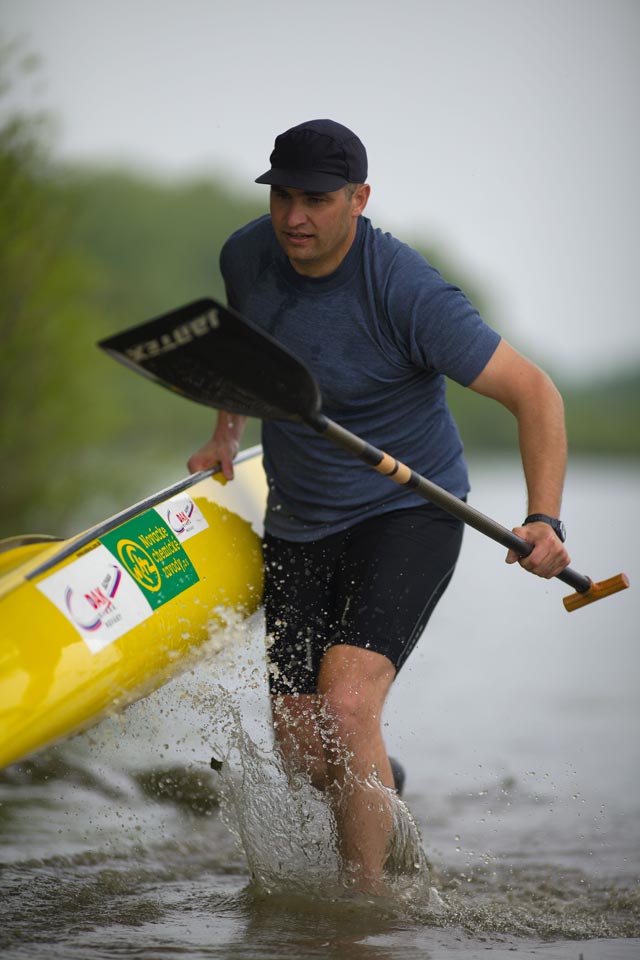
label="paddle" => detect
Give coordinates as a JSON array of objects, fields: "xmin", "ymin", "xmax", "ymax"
[{"xmin": 99, "ymin": 297, "xmax": 629, "ymax": 612}]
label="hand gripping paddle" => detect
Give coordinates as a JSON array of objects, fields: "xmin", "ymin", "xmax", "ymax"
[{"xmin": 99, "ymin": 297, "xmax": 629, "ymax": 612}]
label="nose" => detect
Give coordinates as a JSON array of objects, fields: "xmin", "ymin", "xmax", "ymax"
[{"xmin": 285, "ymin": 199, "xmax": 308, "ymax": 227}]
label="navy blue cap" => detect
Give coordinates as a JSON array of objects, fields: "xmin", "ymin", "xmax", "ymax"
[{"xmin": 255, "ymin": 119, "xmax": 368, "ymax": 192}]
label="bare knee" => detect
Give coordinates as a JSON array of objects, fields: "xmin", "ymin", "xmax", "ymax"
[
  {"xmin": 316, "ymin": 648, "xmax": 396, "ymax": 787},
  {"xmin": 317, "ymin": 684, "xmax": 390, "ymax": 788},
  {"xmin": 317, "ymin": 646, "xmax": 394, "ymax": 741},
  {"xmin": 320, "ymin": 684, "xmax": 379, "ymax": 741}
]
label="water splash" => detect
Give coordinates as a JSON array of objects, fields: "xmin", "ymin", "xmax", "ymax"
[
  {"xmin": 216, "ymin": 710, "xmax": 340, "ymax": 895},
  {"xmin": 187, "ymin": 615, "xmax": 437, "ymax": 911},
  {"xmin": 184, "ymin": 617, "xmax": 640, "ymax": 937}
]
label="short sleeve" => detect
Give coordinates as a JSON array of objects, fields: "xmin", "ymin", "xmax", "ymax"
[{"xmin": 384, "ymin": 245, "xmax": 501, "ymax": 386}]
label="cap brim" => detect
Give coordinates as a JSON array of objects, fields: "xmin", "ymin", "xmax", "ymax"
[{"xmin": 255, "ymin": 168, "xmax": 348, "ymax": 192}]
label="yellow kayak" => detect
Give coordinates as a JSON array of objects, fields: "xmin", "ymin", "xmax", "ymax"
[{"xmin": 0, "ymin": 446, "xmax": 267, "ymax": 769}]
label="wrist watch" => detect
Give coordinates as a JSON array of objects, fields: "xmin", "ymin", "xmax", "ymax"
[{"xmin": 523, "ymin": 513, "xmax": 566, "ymax": 542}]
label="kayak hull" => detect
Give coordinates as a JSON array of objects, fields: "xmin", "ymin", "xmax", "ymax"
[{"xmin": 0, "ymin": 449, "xmax": 266, "ymax": 769}]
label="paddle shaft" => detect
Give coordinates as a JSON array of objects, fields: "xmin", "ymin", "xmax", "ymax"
[
  {"xmin": 308, "ymin": 412, "xmax": 592, "ymax": 594},
  {"xmin": 98, "ymin": 297, "xmax": 629, "ymax": 611}
]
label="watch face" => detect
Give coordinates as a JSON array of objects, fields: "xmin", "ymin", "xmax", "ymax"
[{"xmin": 556, "ymin": 520, "xmax": 567, "ymax": 542}]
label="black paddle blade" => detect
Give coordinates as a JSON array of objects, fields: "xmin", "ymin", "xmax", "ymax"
[{"xmin": 98, "ymin": 297, "xmax": 322, "ymax": 422}]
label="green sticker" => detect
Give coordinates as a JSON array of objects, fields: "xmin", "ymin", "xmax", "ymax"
[{"xmin": 100, "ymin": 510, "xmax": 199, "ymax": 609}]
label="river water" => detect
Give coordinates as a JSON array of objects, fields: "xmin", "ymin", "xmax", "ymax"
[{"xmin": 1, "ymin": 457, "xmax": 638, "ymax": 959}]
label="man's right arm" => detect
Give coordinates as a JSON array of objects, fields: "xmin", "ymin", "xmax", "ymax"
[{"xmin": 187, "ymin": 411, "xmax": 248, "ymax": 480}]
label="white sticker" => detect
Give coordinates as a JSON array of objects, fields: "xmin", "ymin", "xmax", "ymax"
[
  {"xmin": 37, "ymin": 545, "xmax": 153, "ymax": 654},
  {"xmin": 154, "ymin": 494, "xmax": 208, "ymax": 543}
]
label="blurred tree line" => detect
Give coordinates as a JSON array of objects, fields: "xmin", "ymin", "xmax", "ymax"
[{"xmin": 1, "ymin": 48, "xmax": 638, "ymax": 539}]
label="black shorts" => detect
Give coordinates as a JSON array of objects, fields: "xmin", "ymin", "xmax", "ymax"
[{"xmin": 263, "ymin": 502, "xmax": 464, "ymax": 695}]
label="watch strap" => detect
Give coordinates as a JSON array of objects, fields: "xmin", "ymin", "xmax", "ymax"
[{"xmin": 523, "ymin": 513, "xmax": 566, "ymax": 542}]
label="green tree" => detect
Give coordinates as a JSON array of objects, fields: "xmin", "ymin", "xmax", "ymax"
[
  {"xmin": 0, "ymin": 45, "xmax": 263, "ymax": 538},
  {"xmin": 0, "ymin": 44, "xmax": 114, "ymax": 536}
]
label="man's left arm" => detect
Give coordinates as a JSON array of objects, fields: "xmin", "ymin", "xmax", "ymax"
[{"xmin": 468, "ymin": 339, "xmax": 571, "ymax": 578}]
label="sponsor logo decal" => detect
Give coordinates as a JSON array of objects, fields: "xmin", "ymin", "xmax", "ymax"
[
  {"xmin": 164, "ymin": 499, "xmax": 194, "ymax": 534},
  {"xmin": 64, "ymin": 564, "xmax": 122, "ymax": 631},
  {"xmin": 37, "ymin": 546, "xmax": 153, "ymax": 654},
  {"xmin": 100, "ymin": 509, "xmax": 199, "ymax": 610},
  {"xmin": 114, "ymin": 539, "xmax": 162, "ymax": 593},
  {"xmin": 37, "ymin": 506, "xmax": 202, "ymax": 653},
  {"xmin": 157, "ymin": 494, "xmax": 208, "ymax": 541}
]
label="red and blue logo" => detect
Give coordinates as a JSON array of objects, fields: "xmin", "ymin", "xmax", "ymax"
[
  {"xmin": 64, "ymin": 564, "xmax": 122, "ymax": 631},
  {"xmin": 164, "ymin": 500, "xmax": 195, "ymax": 535}
]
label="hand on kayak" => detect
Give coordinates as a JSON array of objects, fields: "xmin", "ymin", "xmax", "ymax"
[
  {"xmin": 188, "ymin": 412, "xmax": 247, "ymax": 480},
  {"xmin": 506, "ymin": 521, "xmax": 570, "ymax": 579}
]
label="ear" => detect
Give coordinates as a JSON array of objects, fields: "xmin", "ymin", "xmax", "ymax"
[{"xmin": 351, "ymin": 183, "xmax": 371, "ymax": 217}]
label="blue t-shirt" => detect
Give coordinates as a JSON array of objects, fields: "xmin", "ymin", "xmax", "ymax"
[{"xmin": 220, "ymin": 215, "xmax": 501, "ymax": 541}]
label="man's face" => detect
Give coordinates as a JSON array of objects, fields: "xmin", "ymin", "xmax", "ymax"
[{"xmin": 269, "ymin": 184, "xmax": 370, "ymax": 277}]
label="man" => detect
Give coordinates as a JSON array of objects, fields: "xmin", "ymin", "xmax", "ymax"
[{"xmin": 188, "ymin": 119, "xmax": 570, "ymax": 893}]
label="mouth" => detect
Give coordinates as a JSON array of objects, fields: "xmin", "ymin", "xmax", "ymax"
[{"xmin": 283, "ymin": 231, "xmax": 314, "ymax": 245}]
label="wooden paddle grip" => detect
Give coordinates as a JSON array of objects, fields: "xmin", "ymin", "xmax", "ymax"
[{"xmin": 563, "ymin": 573, "xmax": 630, "ymax": 612}]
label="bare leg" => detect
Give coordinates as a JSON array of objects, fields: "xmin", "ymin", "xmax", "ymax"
[
  {"xmin": 271, "ymin": 645, "xmax": 396, "ymax": 892},
  {"xmin": 318, "ymin": 645, "xmax": 396, "ymax": 892}
]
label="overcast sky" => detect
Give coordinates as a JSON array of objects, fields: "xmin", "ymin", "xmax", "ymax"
[{"xmin": 2, "ymin": 0, "xmax": 638, "ymax": 379}]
